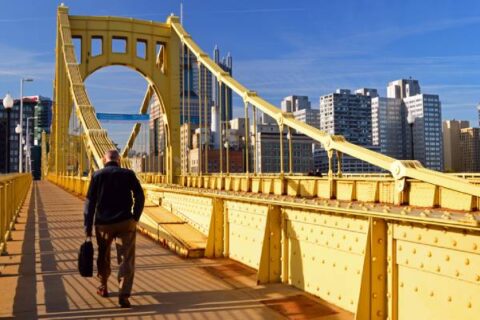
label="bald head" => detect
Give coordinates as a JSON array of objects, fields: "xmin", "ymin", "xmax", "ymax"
[{"xmin": 103, "ymin": 149, "xmax": 121, "ymax": 165}]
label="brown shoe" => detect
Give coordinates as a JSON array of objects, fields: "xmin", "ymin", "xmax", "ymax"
[
  {"xmin": 119, "ymin": 296, "xmax": 131, "ymax": 308},
  {"xmin": 96, "ymin": 285, "xmax": 109, "ymax": 298}
]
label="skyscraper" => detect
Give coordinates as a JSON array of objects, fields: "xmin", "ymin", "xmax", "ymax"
[
  {"xmin": 211, "ymin": 45, "xmax": 233, "ymax": 148},
  {"xmin": 460, "ymin": 127, "xmax": 480, "ymax": 172},
  {"xmin": 387, "ymin": 79, "xmax": 421, "ymax": 99},
  {"xmin": 403, "ymin": 93, "xmax": 443, "ymax": 171},
  {"xmin": 371, "ymin": 96, "xmax": 406, "ymax": 159},
  {"xmin": 0, "ymin": 96, "xmax": 52, "ymax": 173},
  {"xmin": 442, "ymin": 120, "xmax": 469, "ymax": 172},
  {"xmin": 477, "ymin": 104, "xmax": 480, "ymax": 127},
  {"xmin": 374, "ymin": 79, "xmax": 443, "ymax": 171},
  {"xmin": 281, "ymin": 95, "xmax": 311, "ymax": 113},
  {"xmin": 180, "ymin": 48, "xmax": 213, "ymax": 126},
  {"xmin": 317, "ymin": 89, "xmax": 380, "ymax": 173}
]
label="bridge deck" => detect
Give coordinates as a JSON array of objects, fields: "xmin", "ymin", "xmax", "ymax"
[{"xmin": 0, "ymin": 181, "xmax": 351, "ymax": 319}]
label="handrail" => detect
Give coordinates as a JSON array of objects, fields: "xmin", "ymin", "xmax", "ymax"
[{"xmin": 0, "ymin": 174, "xmax": 32, "ymax": 254}]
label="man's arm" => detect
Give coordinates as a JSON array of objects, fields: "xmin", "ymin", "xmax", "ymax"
[
  {"xmin": 131, "ymin": 172, "xmax": 145, "ymax": 221},
  {"xmin": 84, "ymin": 175, "xmax": 98, "ymax": 236}
]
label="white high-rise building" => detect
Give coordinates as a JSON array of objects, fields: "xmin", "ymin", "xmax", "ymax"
[
  {"xmin": 387, "ymin": 79, "xmax": 421, "ymax": 99},
  {"xmin": 403, "ymin": 93, "xmax": 443, "ymax": 171},
  {"xmin": 281, "ymin": 95, "xmax": 311, "ymax": 113}
]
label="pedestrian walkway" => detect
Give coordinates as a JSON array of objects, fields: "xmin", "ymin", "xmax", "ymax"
[{"xmin": 0, "ymin": 181, "xmax": 351, "ymax": 319}]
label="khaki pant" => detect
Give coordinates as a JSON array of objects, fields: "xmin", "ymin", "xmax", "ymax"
[{"xmin": 95, "ymin": 219, "xmax": 137, "ymax": 297}]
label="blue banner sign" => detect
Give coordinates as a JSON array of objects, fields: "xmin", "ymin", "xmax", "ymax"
[{"xmin": 96, "ymin": 113, "xmax": 150, "ymax": 121}]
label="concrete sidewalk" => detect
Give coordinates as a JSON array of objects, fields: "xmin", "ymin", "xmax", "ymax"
[{"xmin": 0, "ymin": 181, "xmax": 350, "ymax": 319}]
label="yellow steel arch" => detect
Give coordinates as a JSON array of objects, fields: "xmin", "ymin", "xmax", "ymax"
[{"xmin": 52, "ymin": 5, "xmax": 180, "ymax": 181}]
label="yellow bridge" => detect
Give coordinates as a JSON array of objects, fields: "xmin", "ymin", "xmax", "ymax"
[{"xmin": 1, "ymin": 5, "xmax": 480, "ymax": 319}]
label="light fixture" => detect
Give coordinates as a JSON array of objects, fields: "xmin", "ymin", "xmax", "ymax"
[{"xmin": 3, "ymin": 93, "xmax": 14, "ymax": 109}]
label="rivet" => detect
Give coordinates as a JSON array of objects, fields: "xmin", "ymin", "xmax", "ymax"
[
  {"xmin": 436, "ymin": 266, "xmax": 441, "ymax": 272},
  {"xmin": 377, "ymin": 275, "xmax": 384, "ymax": 280},
  {"xmin": 344, "ymin": 266, "xmax": 348, "ymax": 271},
  {"xmin": 417, "ymin": 234, "xmax": 422, "ymax": 240},
  {"xmin": 447, "ymin": 296, "xmax": 452, "ymax": 302},
  {"xmin": 333, "ymin": 263, "xmax": 336, "ymax": 267},
  {"xmin": 350, "ymin": 300, "xmax": 354, "ymax": 305},
  {"xmin": 399, "ymin": 245, "xmax": 403, "ymax": 251},
  {"xmin": 412, "ymin": 248, "xmax": 416, "ymax": 254},
  {"xmin": 338, "ymin": 295, "xmax": 342, "ymax": 300},
  {"xmin": 405, "ymin": 259, "xmax": 409, "ymax": 265},
  {"xmin": 327, "ymin": 291, "xmax": 330, "ymax": 295},
  {"xmin": 430, "ymin": 291, "xmax": 434, "ymax": 297},
  {"xmin": 377, "ymin": 311, "xmax": 383, "ymax": 317},
  {"xmin": 434, "ymin": 237, "xmax": 438, "ymax": 243},
  {"xmin": 465, "ymin": 258, "xmax": 470, "ymax": 265},
  {"xmin": 452, "ymin": 240, "xmax": 457, "ymax": 247},
  {"xmin": 476, "ymin": 275, "xmax": 480, "ymax": 282},
  {"xmin": 321, "ymin": 259, "xmax": 325, "ymax": 264},
  {"xmin": 316, "ymin": 287, "xmax": 319, "ymax": 291},
  {"xmin": 403, "ymin": 232, "xmax": 407, "ymax": 238},
  {"xmin": 372, "ymin": 256, "xmax": 377, "ymax": 262},
  {"xmin": 473, "ymin": 243, "xmax": 478, "ymax": 250},
  {"xmin": 373, "ymin": 293, "xmax": 378, "ymax": 299},
  {"xmin": 414, "ymin": 287, "xmax": 418, "ymax": 292},
  {"xmin": 378, "ymin": 239, "xmax": 383, "ymax": 244},
  {"xmin": 400, "ymin": 282, "xmax": 404, "ymax": 288},
  {"xmin": 427, "ymin": 251, "xmax": 432, "ymax": 257},
  {"xmin": 455, "ymin": 270, "xmax": 460, "ymax": 277},
  {"xmin": 468, "ymin": 302, "xmax": 472, "ymax": 308},
  {"xmin": 420, "ymin": 263, "xmax": 424, "ymax": 268},
  {"xmin": 445, "ymin": 255, "xmax": 450, "ymax": 261}
]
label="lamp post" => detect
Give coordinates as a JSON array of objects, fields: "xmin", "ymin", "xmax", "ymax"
[
  {"xmin": 2, "ymin": 93, "xmax": 14, "ymax": 173},
  {"xmin": 19, "ymin": 78, "xmax": 34, "ymax": 173},
  {"xmin": 25, "ymin": 116, "xmax": 37, "ymax": 173},
  {"xmin": 407, "ymin": 111, "xmax": 415, "ymax": 160},
  {"xmin": 15, "ymin": 124, "xmax": 22, "ymax": 172}
]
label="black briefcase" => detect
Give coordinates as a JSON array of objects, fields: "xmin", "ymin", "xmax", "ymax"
[{"xmin": 78, "ymin": 239, "xmax": 94, "ymax": 277}]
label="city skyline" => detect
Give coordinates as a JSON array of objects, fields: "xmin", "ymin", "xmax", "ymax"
[{"xmin": 2, "ymin": 1, "xmax": 480, "ymax": 145}]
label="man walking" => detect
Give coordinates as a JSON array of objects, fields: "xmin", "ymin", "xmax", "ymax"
[{"xmin": 84, "ymin": 149, "xmax": 145, "ymax": 308}]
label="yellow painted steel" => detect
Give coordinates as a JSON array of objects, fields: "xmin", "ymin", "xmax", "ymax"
[
  {"xmin": 46, "ymin": 5, "xmax": 480, "ymax": 319},
  {"xmin": 51, "ymin": 174, "xmax": 480, "ymax": 319},
  {"xmin": 51, "ymin": 5, "xmax": 180, "ymax": 181},
  {"xmin": 0, "ymin": 174, "xmax": 32, "ymax": 254}
]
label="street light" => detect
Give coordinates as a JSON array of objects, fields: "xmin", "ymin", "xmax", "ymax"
[
  {"xmin": 25, "ymin": 116, "xmax": 37, "ymax": 173},
  {"xmin": 407, "ymin": 110, "xmax": 415, "ymax": 160},
  {"xmin": 18, "ymin": 77, "xmax": 33, "ymax": 172},
  {"xmin": 15, "ymin": 124, "xmax": 22, "ymax": 172},
  {"xmin": 2, "ymin": 93, "xmax": 14, "ymax": 173}
]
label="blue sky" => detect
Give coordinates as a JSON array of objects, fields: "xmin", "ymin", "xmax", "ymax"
[{"xmin": 2, "ymin": 0, "xmax": 480, "ymax": 145}]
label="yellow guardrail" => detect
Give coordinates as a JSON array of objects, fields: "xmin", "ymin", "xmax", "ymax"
[{"xmin": 0, "ymin": 174, "xmax": 32, "ymax": 254}]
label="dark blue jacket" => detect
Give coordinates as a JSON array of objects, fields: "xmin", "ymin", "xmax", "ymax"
[{"xmin": 84, "ymin": 161, "xmax": 145, "ymax": 236}]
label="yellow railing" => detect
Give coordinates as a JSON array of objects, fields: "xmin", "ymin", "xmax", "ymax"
[{"xmin": 0, "ymin": 174, "xmax": 32, "ymax": 254}]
